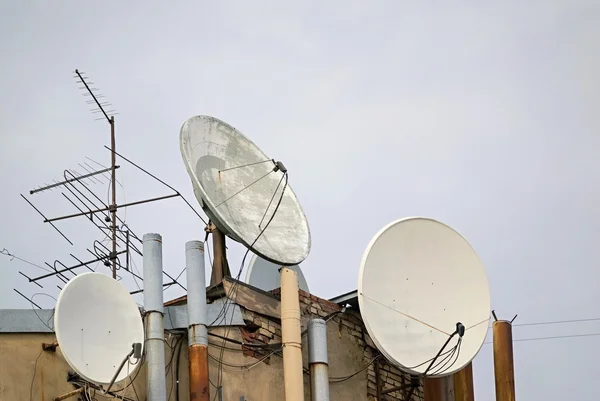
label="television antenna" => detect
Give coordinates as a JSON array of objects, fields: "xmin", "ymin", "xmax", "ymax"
[
  {"xmin": 74, "ymin": 69, "xmax": 120, "ymax": 278},
  {"xmin": 12, "ymin": 69, "xmax": 207, "ymax": 306}
]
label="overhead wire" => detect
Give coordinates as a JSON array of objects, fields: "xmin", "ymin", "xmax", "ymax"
[
  {"xmin": 1, "ymin": 248, "xmax": 53, "ymax": 273},
  {"xmin": 484, "ymin": 332, "xmax": 600, "ymax": 343},
  {"xmin": 102, "ymin": 146, "xmax": 208, "ymax": 225}
]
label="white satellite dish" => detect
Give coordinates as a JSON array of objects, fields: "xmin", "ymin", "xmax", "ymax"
[
  {"xmin": 54, "ymin": 272, "xmax": 144, "ymax": 385},
  {"xmin": 358, "ymin": 217, "xmax": 491, "ymax": 377},
  {"xmin": 180, "ymin": 115, "xmax": 311, "ymax": 266},
  {"xmin": 244, "ymin": 253, "xmax": 310, "ymax": 293}
]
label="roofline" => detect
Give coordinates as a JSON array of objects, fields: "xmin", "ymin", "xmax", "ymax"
[{"xmin": 329, "ymin": 290, "xmax": 358, "ymax": 305}]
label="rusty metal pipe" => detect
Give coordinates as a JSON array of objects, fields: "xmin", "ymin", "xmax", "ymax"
[
  {"xmin": 210, "ymin": 226, "xmax": 230, "ymax": 286},
  {"xmin": 423, "ymin": 377, "xmax": 445, "ymax": 401},
  {"xmin": 189, "ymin": 345, "xmax": 210, "ymax": 400},
  {"xmin": 453, "ymin": 362, "xmax": 475, "ymax": 401},
  {"xmin": 493, "ymin": 320, "xmax": 516, "ymax": 401},
  {"xmin": 186, "ymin": 240, "xmax": 210, "ymax": 401}
]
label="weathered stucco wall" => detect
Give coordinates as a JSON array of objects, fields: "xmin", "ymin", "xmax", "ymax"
[
  {"xmin": 0, "ymin": 333, "xmax": 73, "ymax": 401},
  {"xmin": 0, "ymin": 288, "xmax": 420, "ymax": 401}
]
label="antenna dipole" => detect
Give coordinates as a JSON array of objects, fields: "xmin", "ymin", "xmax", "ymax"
[{"xmin": 74, "ymin": 69, "xmax": 118, "ymax": 279}]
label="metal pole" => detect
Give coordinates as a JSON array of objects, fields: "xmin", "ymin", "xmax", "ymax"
[
  {"xmin": 281, "ymin": 267, "xmax": 304, "ymax": 401},
  {"xmin": 210, "ymin": 226, "xmax": 230, "ymax": 286},
  {"xmin": 143, "ymin": 233, "xmax": 167, "ymax": 401},
  {"xmin": 453, "ymin": 362, "xmax": 474, "ymax": 401},
  {"xmin": 186, "ymin": 240, "xmax": 210, "ymax": 401},
  {"xmin": 110, "ymin": 116, "xmax": 117, "ymax": 279},
  {"xmin": 493, "ymin": 321, "xmax": 516, "ymax": 401},
  {"xmin": 308, "ymin": 318, "xmax": 330, "ymax": 401}
]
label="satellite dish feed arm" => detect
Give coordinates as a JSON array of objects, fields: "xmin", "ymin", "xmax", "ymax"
[
  {"xmin": 421, "ymin": 322, "xmax": 465, "ymax": 377},
  {"xmin": 103, "ymin": 342, "xmax": 142, "ymax": 394}
]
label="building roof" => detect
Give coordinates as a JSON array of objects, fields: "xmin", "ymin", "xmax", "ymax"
[{"xmin": 328, "ymin": 290, "xmax": 359, "ymax": 309}]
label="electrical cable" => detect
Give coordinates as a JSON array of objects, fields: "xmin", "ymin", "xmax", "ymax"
[
  {"xmin": 211, "ymin": 171, "xmax": 289, "ymax": 400},
  {"xmin": 29, "ymin": 348, "xmax": 44, "ymax": 401},
  {"xmin": 209, "ymin": 171, "xmax": 288, "ymax": 326},
  {"xmin": 431, "ymin": 339, "xmax": 462, "ymax": 376},
  {"xmin": 175, "ymin": 335, "xmax": 184, "ymax": 401},
  {"xmin": 29, "ymin": 293, "xmax": 56, "ymax": 330},
  {"xmin": 428, "ymin": 339, "xmax": 461, "ymax": 376},
  {"xmin": 328, "ymin": 354, "xmax": 381, "ymax": 383}
]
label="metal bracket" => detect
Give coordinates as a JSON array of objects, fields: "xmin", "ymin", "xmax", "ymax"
[
  {"xmin": 205, "ymin": 221, "xmax": 217, "ymax": 233},
  {"xmin": 42, "ymin": 341, "xmax": 59, "ymax": 352}
]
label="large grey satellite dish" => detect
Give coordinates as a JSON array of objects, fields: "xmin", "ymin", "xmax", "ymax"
[
  {"xmin": 180, "ymin": 115, "xmax": 311, "ymax": 265},
  {"xmin": 358, "ymin": 217, "xmax": 491, "ymax": 377},
  {"xmin": 54, "ymin": 272, "xmax": 144, "ymax": 385},
  {"xmin": 244, "ymin": 253, "xmax": 310, "ymax": 293}
]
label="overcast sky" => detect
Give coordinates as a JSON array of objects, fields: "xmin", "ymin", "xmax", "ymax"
[{"xmin": 1, "ymin": 1, "xmax": 599, "ymax": 400}]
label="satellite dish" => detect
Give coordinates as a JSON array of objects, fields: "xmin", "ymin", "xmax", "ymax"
[
  {"xmin": 180, "ymin": 115, "xmax": 311, "ymax": 266},
  {"xmin": 244, "ymin": 253, "xmax": 310, "ymax": 293},
  {"xmin": 54, "ymin": 272, "xmax": 144, "ymax": 385},
  {"xmin": 358, "ymin": 217, "xmax": 491, "ymax": 377}
]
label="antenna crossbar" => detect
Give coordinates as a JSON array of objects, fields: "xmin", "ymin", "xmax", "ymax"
[
  {"xmin": 29, "ymin": 166, "xmax": 119, "ymax": 195},
  {"xmin": 13, "ymin": 289, "xmax": 42, "ymax": 309},
  {"xmin": 43, "ymin": 194, "xmax": 179, "ymax": 223},
  {"xmin": 20, "ymin": 194, "xmax": 73, "ymax": 246}
]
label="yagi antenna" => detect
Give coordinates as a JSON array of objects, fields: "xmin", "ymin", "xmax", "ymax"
[
  {"xmin": 29, "ymin": 165, "xmax": 120, "ymax": 195},
  {"xmin": 13, "ymin": 69, "xmax": 202, "ymax": 309},
  {"xmin": 73, "ymin": 69, "xmax": 118, "ymax": 123},
  {"xmin": 72, "ymin": 69, "xmax": 120, "ymax": 278}
]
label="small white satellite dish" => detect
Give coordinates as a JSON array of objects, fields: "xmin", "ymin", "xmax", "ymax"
[
  {"xmin": 244, "ymin": 253, "xmax": 310, "ymax": 293},
  {"xmin": 180, "ymin": 115, "xmax": 311, "ymax": 266},
  {"xmin": 358, "ymin": 217, "xmax": 491, "ymax": 377},
  {"xmin": 54, "ymin": 272, "xmax": 144, "ymax": 385}
]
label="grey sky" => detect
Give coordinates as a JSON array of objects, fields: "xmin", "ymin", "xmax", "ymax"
[{"xmin": 1, "ymin": 1, "xmax": 599, "ymax": 400}]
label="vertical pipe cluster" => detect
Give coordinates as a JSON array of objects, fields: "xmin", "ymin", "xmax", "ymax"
[
  {"xmin": 453, "ymin": 362, "xmax": 475, "ymax": 401},
  {"xmin": 186, "ymin": 240, "xmax": 210, "ymax": 401},
  {"xmin": 308, "ymin": 318, "xmax": 330, "ymax": 401},
  {"xmin": 493, "ymin": 321, "xmax": 516, "ymax": 401},
  {"xmin": 143, "ymin": 233, "xmax": 167, "ymax": 401},
  {"xmin": 281, "ymin": 267, "xmax": 304, "ymax": 401}
]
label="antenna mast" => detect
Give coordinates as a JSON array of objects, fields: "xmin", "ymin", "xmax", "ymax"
[
  {"xmin": 74, "ymin": 69, "xmax": 119, "ymax": 278},
  {"xmin": 110, "ymin": 116, "xmax": 117, "ymax": 279}
]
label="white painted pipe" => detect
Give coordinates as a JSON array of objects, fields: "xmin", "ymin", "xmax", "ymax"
[
  {"xmin": 308, "ymin": 318, "xmax": 330, "ymax": 401},
  {"xmin": 281, "ymin": 267, "xmax": 304, "ymax": 401},
  {"xmin": 143, "ymin": 233, "xmax": 167, "ymax": 401},
  {"xmin": 186, "ymin": 240, "xmax": 207, "ymax": 346}
]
